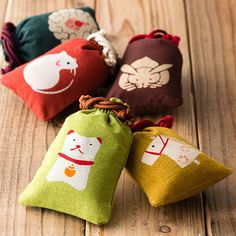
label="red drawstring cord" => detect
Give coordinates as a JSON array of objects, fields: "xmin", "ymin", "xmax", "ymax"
[
  {"xmin": 131, "ymin": 115, "xmax": 174, "ymax": 133},
  {"xmin": 156, "ymin": 115, "xmax": 174, "ymax": 128},
  {"xmin": 129, "ymin": 29, "xmax": 180, "ymax": 46}
]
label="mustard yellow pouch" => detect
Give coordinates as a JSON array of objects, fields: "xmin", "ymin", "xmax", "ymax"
[{"xmin": 126, "ymin": 116, "xmax": 232, "ymax": 207}]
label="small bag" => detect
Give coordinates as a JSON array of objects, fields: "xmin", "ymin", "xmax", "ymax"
[
  {"xmin": 126, "ymin": 116, "xmax": 232, "ymax": 207},
  {"xmin": 19, "ymin": 95, "xmax": 135, "ymax": 225},
  {"xmin": 1, "ymin": 30, "xmax": 117, "ymax": 120},
  {"xmin": 1, "ymin": 7, "xmax": 99, "ymax": 73},
  {"xmin": 107, "ymin": 29, "xmax": 183, "ymax": 115}
]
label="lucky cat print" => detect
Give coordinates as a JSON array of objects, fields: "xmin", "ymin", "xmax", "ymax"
[
  {"xmin": 19, "ymin": 95, "xmax": 135, "ymax": 224},
  {"xmin": 47, "ymin": 130, "xmax": 102, "ymax": 190}
]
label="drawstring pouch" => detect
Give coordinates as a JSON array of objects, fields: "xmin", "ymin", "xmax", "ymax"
[
  {"xmin": 1, "ymin": 30, "xmax": 117, "ymax": 120},
  {"xmin": 107, "ymin": 29, "xmax": 183, "ymax": 114},
  {"xmin": 126, "ymin": 116, "xmax": 232, "ymax": 207},
  {"xmin": 19, "ymin": 95, "xmax": 135, "ymax": 225}
]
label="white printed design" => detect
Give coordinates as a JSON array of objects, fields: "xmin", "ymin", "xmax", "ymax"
[
  {"xmin": 48, "ymin": 9, "xmax": 98, "ymax": 41},
  {"xmin": 119, "ymin": 56, "xmax": 173, "ymax": 91},
  {"xmin": 141, "ymin": 135, "xmax": 201, "ymax": 168},
  {"xmin": 47, "ymin": 130, "xmax": 102, "ymax": 190},
  {"xmin": 23, "ymin": 51, "xmax": 78, "ymax": 94}
]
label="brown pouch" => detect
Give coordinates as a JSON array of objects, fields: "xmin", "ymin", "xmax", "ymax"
[{"xmin": 107, "ymin": 29, "xmax": 183, "ymax": 114}]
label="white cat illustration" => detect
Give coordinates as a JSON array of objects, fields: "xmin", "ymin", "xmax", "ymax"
[
  {"xmin": 47, "ymin": 130, "xmax": 102, "ymax": 190},
  {"xmin": 141, "ymin": 135, "xmax": 201, "ymax": 168},
  {"xmin": 23, "ymin": 51, "xmax": 78, "ymax": 94}
]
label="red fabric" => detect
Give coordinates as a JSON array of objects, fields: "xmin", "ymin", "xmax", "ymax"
[
  {"xmin": 58, "ymin": 152, "xmax": 94, "ymax": 166},
  {"xmin": 1, "ymin": 39, "xmax": 110, "ymax": 120},
  {"xmin": 156, "ymin": 115, "xmax": 174, "ymax": 128},
  {"xmin": 131, "ymin": 115, "xmax": 174, "ymax": 132},
  {"xmin": 129, "ymin": 29, "xmax": 180, "ymax": 46},
  {"xmin": 131, "ymin": 120, "xmax": 155, "ymax": 133}
]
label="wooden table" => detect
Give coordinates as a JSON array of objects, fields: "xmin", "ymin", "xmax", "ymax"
[{"xmin": 0, "ymin": 0, "xmax": 235, "ymax": 235}]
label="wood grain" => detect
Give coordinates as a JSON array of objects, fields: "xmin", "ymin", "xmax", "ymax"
[
  {"xmin": 0, "ymin": 1, "xmax": 95, "ymax": 235},
  {"xmin": 186, "ymin": 0, "xmax": 236, "ymax": 235},
  {"xmin": 0, "ymin": 0, "xmax": 235, "ymax": 235},
  {"xmin": 86, "ymin": 0, "xmax": 205, "ymax": 235}
]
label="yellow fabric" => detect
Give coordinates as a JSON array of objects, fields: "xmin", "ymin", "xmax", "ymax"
[{"xmin": 126, "ymin": 127, "xmax": 232, "ymax": 207}]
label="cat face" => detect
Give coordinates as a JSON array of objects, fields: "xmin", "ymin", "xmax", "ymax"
[{"xmin": 61, "ymin": 130, "xmax": 102, "ymax": 160}]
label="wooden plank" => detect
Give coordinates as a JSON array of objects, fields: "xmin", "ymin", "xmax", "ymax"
[
  {"xmin": 186, "ymin": 0, "xmax": 236, "ymax": 235},
  {"xmin": 0, "ymin": 0, "xmax": 95, "ymax": 235},
  {"xmin": 0, "ymin": 0, "xmax": 8, "ymax": 28},
  {"xmin": 86, "ymin": 0, "xmax": 205, "ymax": 235}
]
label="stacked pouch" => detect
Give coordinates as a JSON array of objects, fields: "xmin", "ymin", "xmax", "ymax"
[
  {"xmin": 1, "ymin": 7, "xmax": 99, "ymax": 73},
  {"xmin": 19, "ymin": 95, "xmax": 136, "ymax": 225},
  {"xmin": 126, "ymin": 116, "xmax": 232, "ymax": 207},
  {"xmin": 107, "ymin": 29, "xmax": 183, "ymax": 114},
  {"xmin": 1, "ymin": 30, "xmax": 117, "ymax": 120}
]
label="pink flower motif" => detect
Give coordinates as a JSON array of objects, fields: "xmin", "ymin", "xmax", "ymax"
[
  {"xmin": 65, "ymin": 18, "xmax": 88, "ymax": 31},
  {"xmin": 178, "ymin": 155, "xmax": 189, "ymax": 164},
  {"xmin": 48, "ymin": 9, "xmax": 98, "ymax": 41}
]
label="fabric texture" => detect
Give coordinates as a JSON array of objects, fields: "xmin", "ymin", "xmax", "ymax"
[
  {"xmin": 126, "ymin": 122, "xmax": 232, "ymax": 207},
  {"xmin": 1, "ymin": 34, "xmax": 116, "ymax": 120},
  {"xmin": 1, "ymin": 7, "xmax": 99, "ymax": 73},
  {"xmin": 107, "ymin": 29, "xmax": 183, "ymax": 114},
  {"xmin": 19, "ymin": 96, "xmax": 135, "ymax": 225}
]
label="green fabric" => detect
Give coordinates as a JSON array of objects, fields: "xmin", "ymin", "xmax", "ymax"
[
  {"xmin": 14, "ymin": 12, "xmax": 59, "ymax": 62},
  {"xmin": 8, "ymin": 7, "xmax": 99, "ymax": 63},
  {"xmin": 19, "ymin": 108, "xmax": 132, "ymax": 225}
]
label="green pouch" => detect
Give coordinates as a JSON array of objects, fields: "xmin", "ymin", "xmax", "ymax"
[
  {"xmin": 1, "ymin": 7, "xmax": 99, "ymax": 73},
  {"xmin": 19, "ymin": 95, "xmax": 135, "ymax": 225}
]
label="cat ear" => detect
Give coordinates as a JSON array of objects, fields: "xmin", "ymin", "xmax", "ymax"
[
  {"xmin": 60, "ymin": 51, "xmax": 67, "ymax": 55},
  {"xmin": 67, "ymin": 130, "xmax": 74, "ymax": 135},
  {"xmin": 97, "ymin": 137, "xmax": 102, "ymax": 144}
]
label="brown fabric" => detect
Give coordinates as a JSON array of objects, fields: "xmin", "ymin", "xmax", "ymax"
[{"xmin": 107, "ymin": 37, "xmax": 183, "ymax": 114}]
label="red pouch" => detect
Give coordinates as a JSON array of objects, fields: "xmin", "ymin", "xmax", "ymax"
[
  {"xmin": 107, "ymin": 29, "xmax": 183, "ymax": 114},
  {"xmin": 1, "ymin": 30, "xmax": 117, "ymax": 120}
]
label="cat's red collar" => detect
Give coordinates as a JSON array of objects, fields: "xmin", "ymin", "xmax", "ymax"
[{"xmin": 58, "ymin": 152, "xmax": 94, "ymax": 165}]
